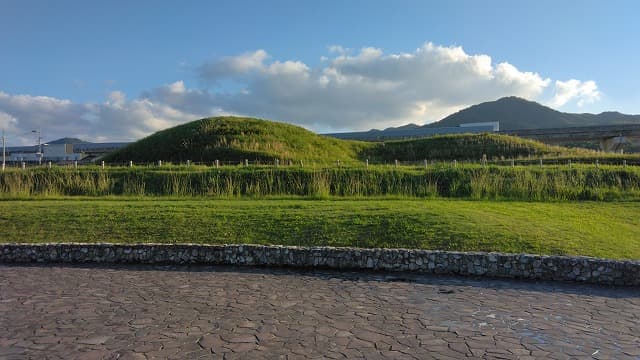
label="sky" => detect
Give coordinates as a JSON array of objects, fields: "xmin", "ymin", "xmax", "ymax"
[{"xmin": 1, "ymin": 0, "xmax": 639, "ymax": 145}]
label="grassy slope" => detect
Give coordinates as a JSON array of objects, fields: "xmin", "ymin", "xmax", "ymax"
[
  {"xmin": 104, "ymin": 116, "xmax": 371, "ymax": 163},
  {"xmin": 364, "ymin": 133, "xmax": 592, "ymax": 161},
  {"xmin": 103, "ymin": 116, "xmax": 596, "ymax": 164},
  {"xmin": 1, "ymin": 199, "xmax": 638, "ymax": 260}
]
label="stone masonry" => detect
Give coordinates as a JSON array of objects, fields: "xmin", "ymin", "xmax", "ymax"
[{"xmin": 1, "ymin": 243, "xmax": 638, "ymax": 286}]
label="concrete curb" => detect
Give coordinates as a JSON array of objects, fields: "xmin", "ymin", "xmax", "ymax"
[{"xmin": 1, "ymin": 243, "xmax": 639, "ymax": 286}]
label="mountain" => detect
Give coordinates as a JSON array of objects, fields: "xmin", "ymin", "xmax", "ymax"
[
  {"xmin": 428, "ymin": 97, "xmax": 640, "ymax": 130},
  {"xmin": 48, "ymin": 138, "xmax": 89, "ymax": 145},
  {"xmin": 327, "ymin": 97, "xmax": 640, "ymax": 140}
]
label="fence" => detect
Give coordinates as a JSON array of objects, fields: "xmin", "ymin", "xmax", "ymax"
[{"xmin": 2, "ymin": 156, "xmax": 639, "ymax": 171}]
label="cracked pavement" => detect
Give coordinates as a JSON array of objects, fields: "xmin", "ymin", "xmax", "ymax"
[{"xmin": 1, "ymin": 264, "xmax": 639, "ymax": 359}]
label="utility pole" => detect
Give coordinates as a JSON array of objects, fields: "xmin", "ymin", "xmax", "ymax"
[
  {"xmin": 2, "ymin": 129, "xmax": 5, "ymax": 171},
  {"xmin": 33, "ymin": 128, "xmax": 42, "ymax": 165}
]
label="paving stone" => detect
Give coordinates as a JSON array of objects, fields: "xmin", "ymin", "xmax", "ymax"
[
  {"xmin": 115, "ymin": 351, "xmax": 147, "ymax": 360},
  {"xmin": 622, "ymin": 348, "xmax": 640, "ymax": 356},
  {"xmin": 225, "ymin": 341, "xmax": 258, "ymax": 353},
  {"xmin": 77, "ymin": 336, "xmax": 111, "ymax": 346},
  {"xmin": 197, "ymin": 334, "xmax": 224, "ymax": 350},
  {"xmin": 347, "ymin": 337, "xmax": 376, "ymax": 349},
  {"xmin": 220, "ymin": 334, "xmax": 257, "ymax": 343},
  {"xmin": 448, "ymin": 342, "xmax": 471, "ymax": 356},
  {"xmin": 32, "ymin": 336, "xmax": 60, "ymax": 345},
  {"xmin": 334, "ymin": 330, "xmax": 352, "ymax": 337},
  {"xmin": 76, "ymin": 350, "xmax": 116, "ymax": 360},
  {"xmin": 0, "ymin": 264, "xmax": 638, "ymax": 359}
]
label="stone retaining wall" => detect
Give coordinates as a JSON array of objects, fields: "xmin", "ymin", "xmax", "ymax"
[{"xmin": 1, "ymin": 243, "xmax": 639, "ymax": 286}]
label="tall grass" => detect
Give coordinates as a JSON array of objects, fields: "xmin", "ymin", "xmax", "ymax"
[{"xmin": 1, "ymin": 165, "xmax": 639, "ymax": 201}]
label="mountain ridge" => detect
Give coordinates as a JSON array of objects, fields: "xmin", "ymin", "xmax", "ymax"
[
  {"xmin": 429, "ymin": 96, "xmax": 640, "ymax": 130},
  {"xmin": 330, "ymin": 97, "xmax": 640, "ymax": 139}
]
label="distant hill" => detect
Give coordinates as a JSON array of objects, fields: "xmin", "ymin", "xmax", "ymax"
[
  {"xmin": 48, "ymin": 137, "xmax": 89, "ymax": 145},
  {"xmin": 428, "ymin": 97, "xmax": 640, "ymax": 130}
]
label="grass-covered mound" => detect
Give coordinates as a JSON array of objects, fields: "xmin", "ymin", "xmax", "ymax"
[
  {"xmin": 104, "ymin": 116, "xmax": 589, "ymax": 164},
  {"xmin": 364, "ymin": 133, "xmax": 593, "ymax": 161},
  {"xmin": 104, "ymin": 116, "xmax": 370, "ymax": 163}
]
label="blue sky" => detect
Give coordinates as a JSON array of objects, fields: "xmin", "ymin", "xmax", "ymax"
[{"xmin": 1, "ymin": 0, "xmax": 639, "ymax": 143}]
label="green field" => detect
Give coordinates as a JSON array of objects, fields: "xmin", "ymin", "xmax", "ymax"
[
  {"xmin": 3, "ymin": 117, "xmax": 639, "ymax": 261},
  {"xmin": 1, "ymin": 198, "xmax": 638, "ymax": 260}
]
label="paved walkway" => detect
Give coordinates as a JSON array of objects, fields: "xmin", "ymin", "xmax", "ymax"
[{"xmin": 0, "ymin": 265, "xmax": 639, "ymax": 359}]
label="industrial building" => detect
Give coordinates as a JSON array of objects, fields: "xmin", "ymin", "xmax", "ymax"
[
  {"xmin": 325, "ymin": 122, "xmax": 500, "ymax": 141},
  {"xmin": 3, "ymin": 139, "xmax": 130, "ymax": 164}
]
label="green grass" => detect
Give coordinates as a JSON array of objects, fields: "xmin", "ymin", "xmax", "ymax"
[
  {"xmin": 103, "ymin": 116, "xmax": 371, "ymax": 163},
  {"xmin": 1, "ymin": 165, "xmax": 639, "ymax": 201},
  {"xmin": 0, "ymin": 199, "xmax": 638, "ymax": 260},
  {"xmin": 102, "ymin": 116, "xmax": 619, "ymax": 165},
  {"xmin": 362, "ymin": 132, "xmax": 594, "ymax": 161},
  {"xmin": 5, "ymin": 116, "xmax": 639, "ymax": 260}
]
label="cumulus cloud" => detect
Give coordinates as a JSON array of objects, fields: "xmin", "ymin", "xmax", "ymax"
[
  {"xmin": 0, "ymin": 111, "xmax": 19, "ymax": 132},
  {"xmin": 140, "ymin": 81, "xmax": 224, "ymax": 115},
  {"xmin": 198, "ymin": 50, "xmax": 269, "ymax": 82},
  {"xmin": 551, "ymin": 79, "xmax": 601, "ymax": 107},
  {"xmin": 327, "ymin": 45, "xmax": 348, "ymax": 54},
  {"xmin": 0, "ymin": 41, "xmax": 603, "ymax": 144},
  {"xmin": 0, "ymin": 90, "xmax": 205, "ymax": 145},
  {"xmin": 182, "ymin": 42, "xmax": 556, "ymax": 130}
]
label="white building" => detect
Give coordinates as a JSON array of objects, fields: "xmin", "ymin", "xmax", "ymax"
[
  {"xmin": 9, "ymin": 143, "xmax": 82, "ymax": 162},
  {"xmin": 459, "ymin": 122, "xmax": 500, "ymax": 131},
  {"xmin": 6, "ymin": 138, "xmax": 135, "ymax": 164}
]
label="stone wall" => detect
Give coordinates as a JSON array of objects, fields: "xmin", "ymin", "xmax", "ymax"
[{"xmin": 1, "ymin": 243, "xmax": 638, "ymax": 286}]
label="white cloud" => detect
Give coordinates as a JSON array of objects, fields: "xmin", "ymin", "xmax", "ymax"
[
  {"xmin": 140, "ymin": 81, "xmax": 223, "ymax": 116},
  {"xmin": 0, "ymin": 41, "xmax": 603, "ymax": 144},
  {"xmin": 107, "ymin": 91, "xmax": 126, "ymax": 107},
  {"xmin": 0, "ymin": 90, "xmax": 205, "ymax": 145},
  {"xmin": 90, "ymin": 97, "xmax": 203, "ymax": 141},
  {"xmin": 167, "ymin": 81, "xmax": 186, "ymax": 93},
  {"xmin": 328, "ymin": 45, "xmax": 347, "ymax": 54},
  {"xmin": 198, "ymin": 50, "xmax": 269, "ymax": 82},
  {"xmin": 494, "ymin": 63, "xmax": 551, "ymax": 93},
  {"xmin": 0, "ymin": 111, "xmax": 19, "ymax": 132},
  {"xmin": 551, "ymin": 79, "xmax": 601, "ymax": 107},
  {"xmin": 189, "ymin": 42, "xmax": 556, "ymax": 131}
]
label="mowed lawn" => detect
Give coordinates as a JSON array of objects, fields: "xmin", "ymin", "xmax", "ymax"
[{"xmin": 0, "ymin": 199, "xmax": 638, "ymax": 260}]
